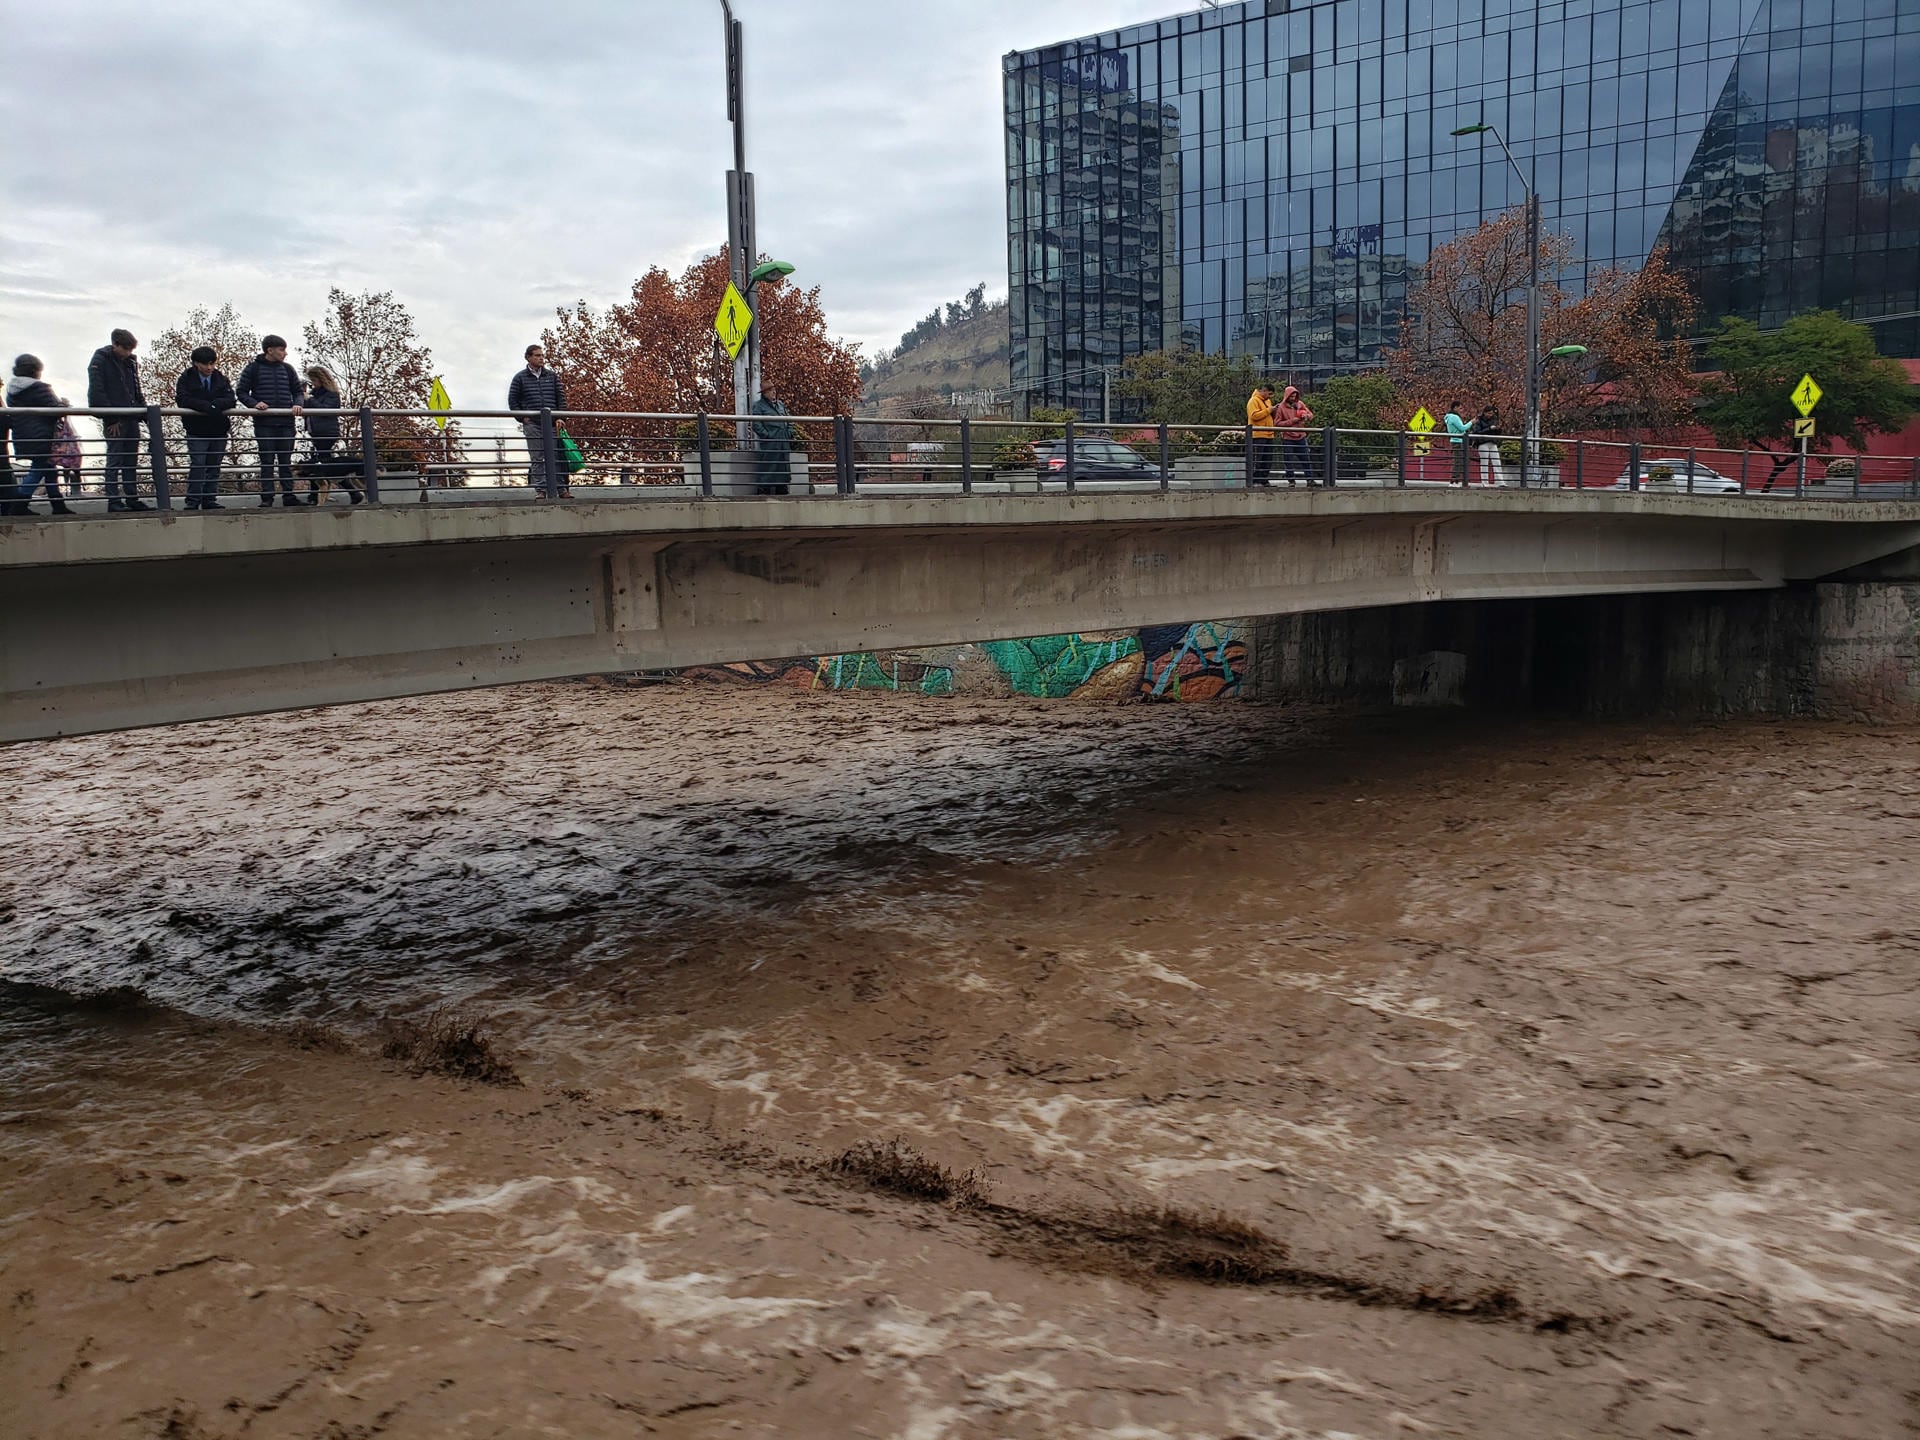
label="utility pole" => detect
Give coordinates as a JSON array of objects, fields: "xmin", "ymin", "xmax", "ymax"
[
  {"xmin": 721, "ymin": 1, "xmax": 758, "ymax": 421},
  {"xmin": 1453, "ymin": 122, "xmax": 1541, "ymax": 468}
]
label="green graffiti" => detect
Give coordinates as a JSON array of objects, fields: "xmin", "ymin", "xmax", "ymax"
[{"xmin": 979, "ymin": 634, "xmax": 1142, "ymax": 698}]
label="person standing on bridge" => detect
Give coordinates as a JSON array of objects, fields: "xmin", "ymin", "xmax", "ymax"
[
  {"xmin": 6, "ymin": 356, "xmax": 71, "ymax": 515},
  {"xmin": 89, "ymin": 329, "xmax": 150, "ymax": 511},
  {"xmin": 1244, "ymin": 384, "xmax": 1275, "ymax": 486},
  {"xmin": 175, "ymin": 346, "xmax": 237, "ymax": 510},
  {"xmin": 750, "ymin": 383, "xmax": 794, "ymax": 496},
  {"xmin": 508, "ymin": 344, "xmax": 566, "ymax": 499},
  {"xmin": 1469, "ymin": 405, "xmax": 1502, "ymax": 486},
  {"xmin": 1275, "ymin": 384, "xmax": 1315, "ymax": 486},
  {"xmin": 239, "ymin": 335, "xmax": 307, "ymax": 506},
  {"xmin": 1444, "ymin": 401, "xmax": 1470, "ymax": 485}
]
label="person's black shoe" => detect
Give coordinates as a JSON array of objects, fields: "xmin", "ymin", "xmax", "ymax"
[
  {"xmin": 108, "ymin": 500, "xmax": 129, "ymax": 512},
  {"xmin": 347, "ymin": 490, "xmax": 364, "ymax": 505},
  {"xmin": 258, "ymin": 494, "xmax": 275, "ymax": 507},
  {"xmin": 126, "ymin": 497, "xmax": 152, "ymax": 511},
  {"xmin": 49, "ymin": 500, "xmax": 74, "ymax": 515},
  {"xmin": 202, "ymin": 499, "xmax": 226, "ymax": 510}
]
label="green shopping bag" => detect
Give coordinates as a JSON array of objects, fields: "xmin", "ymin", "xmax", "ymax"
[{"xmin": 558, "ymin": 432, "xmax": 587, "ymax": 474}]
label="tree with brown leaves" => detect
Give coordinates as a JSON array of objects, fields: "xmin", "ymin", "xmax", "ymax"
[
  {"xmin": 542, "ymin": 249, "xmax": 862, "ymax": 435},
  {"xmin": 1387, "ymin": 207, "xmax": 1699, "ymax": 437}
]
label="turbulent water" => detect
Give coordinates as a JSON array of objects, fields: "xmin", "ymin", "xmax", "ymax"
[{"xmin": 2, "ymin": 684, "xmax": 1917, "ymax": 1439}]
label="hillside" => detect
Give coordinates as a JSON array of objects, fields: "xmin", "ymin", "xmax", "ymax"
[{"xmin": 859, "ymin": 298, "xmax": 1011, "ymax": 412}]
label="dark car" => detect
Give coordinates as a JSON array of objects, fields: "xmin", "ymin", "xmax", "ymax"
[{"xmin": 1033, "ymin": 438, "xmax": 1166, "ymax": 480}]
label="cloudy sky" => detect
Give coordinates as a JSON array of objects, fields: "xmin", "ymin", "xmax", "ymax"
[{"xmin": 2, "ymin": 0, "xmax": 1176, "ymax": 411}]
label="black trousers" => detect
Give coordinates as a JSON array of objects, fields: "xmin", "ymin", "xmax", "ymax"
[{"xmin": 257, "ymin": 426, "xmax": 297, "ymax": 495}]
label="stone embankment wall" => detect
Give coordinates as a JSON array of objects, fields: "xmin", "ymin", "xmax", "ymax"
[{"xmin": 1248, "ymin": 582, "xmax": 1920, "ymax": 720}]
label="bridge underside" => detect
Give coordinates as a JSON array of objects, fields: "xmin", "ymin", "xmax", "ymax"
[{"xmin": 5, "ymin": 493, "xmax": 1917, "ymax": 739}]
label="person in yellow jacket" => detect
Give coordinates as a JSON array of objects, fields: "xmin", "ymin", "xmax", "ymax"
[{"xmin": 1245, "ymin": 384, "xmax": 1275, "ymax": 486}]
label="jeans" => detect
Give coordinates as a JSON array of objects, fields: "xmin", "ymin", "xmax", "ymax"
[
  {"xmin": 17, "ymin": 439, "xmax": 60, "ymax": 501},
  {"xmin": 103, "ymin": 426, "xmax": 142, "ymax": 502},
  {"xmin": 1280, "ymin": 437, "xmax": 1311, "ymax": 483},
  {"xmin": 186, "ymin": 434, "xmax": 227, "ymax": 505},
  {"xmin": 257, "ymin": 425, "xmax": 296, "ymax": 498},
  {"xmin": 1451, "ymin": 442, "xmax": 1468, "ymax": 483},
  {"xmin": 523, "ymin": 421, "xmax": 559, "ymax": 495},
  {"xmin": 1249, "ymin": 437, "xmax": 1272, "ymax": 485}
]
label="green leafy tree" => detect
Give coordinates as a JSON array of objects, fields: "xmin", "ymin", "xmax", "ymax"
[
  {"xmin": 1697, "ymin": 311, "xmax": 1914, "ymax": 458},
  {"xmin": 1114, "ymin": 349, "xmax": 1263, "ymax": 426},
  {"xmin": 1304, "ymin": 371, "xmax": 1402, "ymax": 464}
]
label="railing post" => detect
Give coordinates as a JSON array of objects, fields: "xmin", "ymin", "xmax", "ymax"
[
  {"xmin": 839, "ymin": 416, "xmax": 857, "ymax": 495},
  {"xmin": 1687, "ymin": 444, "xmax": 1697, "ymax": 496},
  {"xmin": 1159, "ymin": 421, "xmax": 1171, "ymax": 491},
  {"xmin": 1574, "ymin": 438, "xmax": 1584, "ymax": 490},
  {"xmin": 1795, "ymin": 443, "xmax": 1806, "ymax": 499},
  {"xmin": 1854, "ymin": 454, "xmax": 1862, "ymax": 501},
  {"xmin": 696, "ymin": 412, "xmax": 713, "ymax": 496},
  {"xmin": 1396, "ymin": 429, "xmax": 1408, "ymax": 487},
  {"xmin": 1243, "ymin": 420, "xmax": 1255, "ymax": 489},
  {"xmin": 1910, "ymin": 455, "xmax": 1919, "ymax": 500},
  {"xmin": 1627, "ymin": 439, "xmax": 1641, "ymax": 492},
  {"xmin": 1322, "ymin": 425, "xmax": 1337, "ymax": 488},
  {"xmin": 539, "ymin": 408, "xmax": 560, "ymax": 498},
  {"xmin": 144, "ymin": 405, "xmax": 171, "ymax": 509},
  {"xmin": 359, "ymin": 406, "xmax": 380, "ymax": 503},
  {"xmin": 1063, "ymin": 418, "xmax": 1075, "ymax": 492},
  {"xmin": 959, "ymin": 416, "xmax": 972, "ymax": 494}
]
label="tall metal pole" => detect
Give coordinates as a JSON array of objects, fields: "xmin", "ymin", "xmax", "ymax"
[
  {"xmin": 720, "ymin": 2, "xmax": 758, "ymax": 424},
  {"xmin": 1524, "ymin": 190, "xmax": 1541, "ymax": 467}
]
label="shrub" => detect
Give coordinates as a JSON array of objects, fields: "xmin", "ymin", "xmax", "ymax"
[
  {"xmin": 1822, "ymin": 456, "xmax": 1858, "ymax": 479},
  {"xmin": 672, "ymin": 418, "xmax": 736, "ymax": 448},
  {"xmin": 992, "ymin": 436, "xmax": 1037, "ymax": 471},
  {"xmin": 1647, "ymin": 464, "xmax": 1675, "ymax": 483},
  {"xmin": 1496, "ymin": 439, "xmax": 1567, "ymax": 466}
]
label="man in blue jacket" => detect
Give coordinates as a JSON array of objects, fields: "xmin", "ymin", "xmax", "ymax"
[
  {"xmin": 89, "ymin": 329, "xmax": 150, "ymax": 511},
  {"xmin": 238, "ymin": 335, "xmax": 306, "ymax": 506},
  {"xmin": 175, "ymin": 346, "xmax": 238, "ymax": 510},
  {"xmin": 507, "ymin": 344, "xmax": 566, "ymax": 498}
]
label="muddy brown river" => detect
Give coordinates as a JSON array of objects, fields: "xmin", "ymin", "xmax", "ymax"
[{"xmin": 2, "ymin": 684, "xmax": 1917, "ymax": 1439}]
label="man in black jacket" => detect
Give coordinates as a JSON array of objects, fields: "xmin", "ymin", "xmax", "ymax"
[
  {"xmin": 175, "ymin": 346, "xmax": 238, "ymax": 510},
  {"xmin": 88, "ymin": 328, "xmax": 150, "ymax": 511},
  {"xmin": 507, "ymin": 343, "xmax": 565, "ymax": 497},
  {"xmin": 238, "ymin": 334, "xmax": 306, "ymax": 506}
]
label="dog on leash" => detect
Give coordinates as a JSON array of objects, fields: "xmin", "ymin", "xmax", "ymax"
[{"xmin": 293, "ymin": 450, "xmax": 366, "ymax": 505}]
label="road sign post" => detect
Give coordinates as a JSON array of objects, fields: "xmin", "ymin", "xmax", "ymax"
[
  {"xmin": 1791, "ymin": 374, "xmax": 1821, "ymax": 496},
  {"xmin": 1407, "ymin": 407, "xmax": 1436, "ymax": 471}
]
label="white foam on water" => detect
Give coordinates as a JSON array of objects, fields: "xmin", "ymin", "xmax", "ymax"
[{"xmin": 598, "ymin": 1259, "xmax": 828, "ymax": 1328}]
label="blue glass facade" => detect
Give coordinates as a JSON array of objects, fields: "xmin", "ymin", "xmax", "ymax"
[{"xmin": 1005, "ymin": 0, "xmax": 1920, "ymax": 417}]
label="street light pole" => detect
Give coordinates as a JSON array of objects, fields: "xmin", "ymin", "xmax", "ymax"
[
  {"xmin": 1453, "ymin": 123, "xmax": 1539, "ymax": 463},
  {"xmin": 720, "ymin": 0, "xmax": 757, "ymax": 419}
]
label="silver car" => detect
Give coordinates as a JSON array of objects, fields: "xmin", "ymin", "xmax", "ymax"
[{"xmin": 1608, "ymin": 459, "xmax": 1744, "ymax": 495}]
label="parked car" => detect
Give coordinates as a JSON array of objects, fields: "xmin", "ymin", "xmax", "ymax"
[
  {"xmin": 1033, "ymin": 438, "xmax": 1167, "ymax": 480},
  {"xmin": 1606, "ymin": 458, "xmax": 1744, "ymax": 495}
]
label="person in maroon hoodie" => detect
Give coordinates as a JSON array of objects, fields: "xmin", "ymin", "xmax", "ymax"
[{"xmin": 1274, "ymin": 384, "xmax": 1315, "ymax": 486}]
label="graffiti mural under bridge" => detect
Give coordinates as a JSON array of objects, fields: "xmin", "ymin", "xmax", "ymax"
[{"xmin": 677, "ymin": 621, "xmax": 1249, "ymax": 702}]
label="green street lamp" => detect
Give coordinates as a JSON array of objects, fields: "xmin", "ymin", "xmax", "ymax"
[
  {"xmin": 748, "ymin": 259, "xmax": 795, "ymax": 286},
  {"xmin": 1549, "ymin": 344, "xmax": 1588, "ymax": 359}
]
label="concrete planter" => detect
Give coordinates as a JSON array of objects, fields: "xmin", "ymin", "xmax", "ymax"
[
  {"xmin": 679, "ymin": 451, "xmax": 808, "ymax": 496},
  {"xmin": 1174, "ymin": 456, "xmax": 1245, "ymax": 487}
]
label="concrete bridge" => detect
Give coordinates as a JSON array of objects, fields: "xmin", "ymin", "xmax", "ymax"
[{"xmin": 5, "ymin": 487, "xmax": 1920, "ymax": 740}]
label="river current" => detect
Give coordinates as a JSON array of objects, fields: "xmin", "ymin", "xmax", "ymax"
[{"xmin": 2, "ymin": 684, "xmax": 1916, "ymax": 1438}]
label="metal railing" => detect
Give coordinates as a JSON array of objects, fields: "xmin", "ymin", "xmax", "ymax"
[{"xmin": 4, "ymin": 405, "xmax": 1919, "ymax": 513}]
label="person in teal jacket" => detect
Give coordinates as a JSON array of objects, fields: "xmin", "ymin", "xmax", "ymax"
[{"xmin": 1443, "ymin": 401, "xmax": 1470, "ymax": 485}]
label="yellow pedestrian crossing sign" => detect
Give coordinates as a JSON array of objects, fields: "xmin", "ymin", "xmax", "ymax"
[
  {"xmin": 1791, "ymin": 373, "xmax": 1822, "ymax": 415},
  {"xmin": 1408, "ymin": 406, "xmax": 1436, "ymax": 432},
  {"xmin": 715, "ymin": 281, "xmax": 753, "ymax": 360},
  {"xmin": 1793, "ymin": 416, "xmax": 1816, "ymax": 440},
  {"xmin": 427, "ymin": 375, "xmax": 452, "ymax": 430}
]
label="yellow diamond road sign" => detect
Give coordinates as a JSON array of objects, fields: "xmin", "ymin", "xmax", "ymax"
[
  {"xmin": 1791, "ymin": 373, "xmax": 1822, "ymax": 415},
  {"xmin": 1407, "ymin": 406, "xmax": 1436, "ymax": 432},
  {"xmin": 427, "ymin": 375, "xmax": 452, "ymax": 430},
  {"xmin": 1794, "ymin": 416, "xmax": 1816, "ymax": 440},
  {"xmin": 715, "ymin": 281, "xmax": 752, "ymax": 360}
]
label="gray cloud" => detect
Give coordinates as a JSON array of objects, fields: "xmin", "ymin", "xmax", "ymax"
[{"xmin": 1, "ymin": 0, "xmax": 1171, "ymax": 409}]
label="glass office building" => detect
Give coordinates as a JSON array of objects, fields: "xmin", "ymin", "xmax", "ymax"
[{"xmin": 1004, "ymin": 0, "xmax": 1920, "ymax": 417}]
